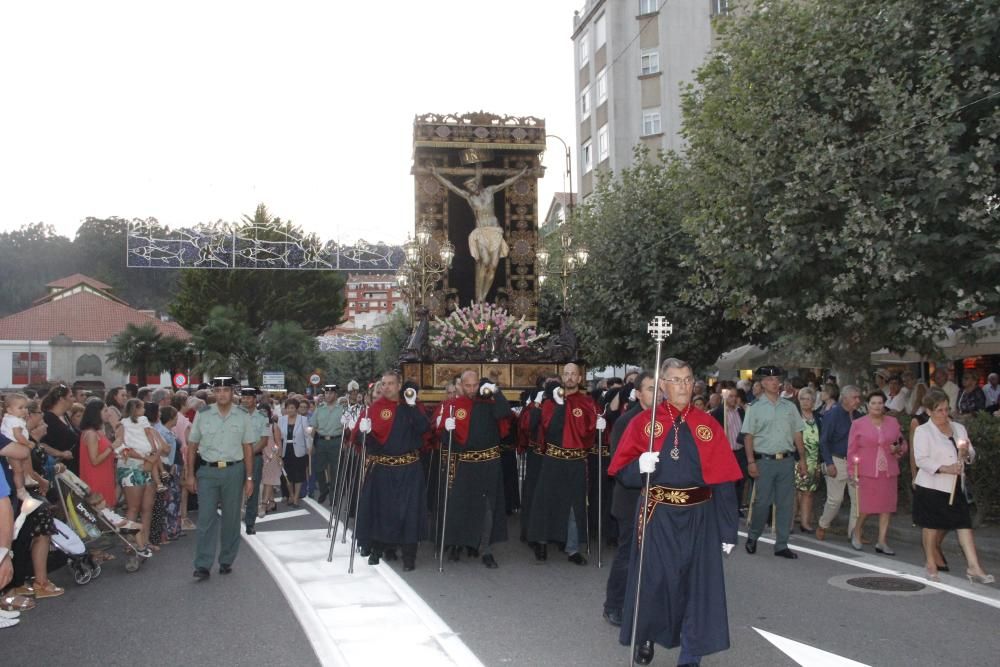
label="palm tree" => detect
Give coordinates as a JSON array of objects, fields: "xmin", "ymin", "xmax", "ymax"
[{"xmin": 107, "ymin": 323, "xmax": 166, "ymax": 385}]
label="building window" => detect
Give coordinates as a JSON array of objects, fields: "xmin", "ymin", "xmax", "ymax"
[
  {"xmin": 598, "ymin": 124, "xmax": 609, "ymax": 162},
  {"xmin": 76, "ymin": 354, "xmax": 102, "ymax": 377},
  {"xmin": 582, "ymin": 139, "xmax": 593, "ymax": 173},
  {"xmin": 711, "ymin": 0, "xmax": 729, "ymax": 17},
  {"xmin": 639, "ymin": 0, "xmax": 658, "ymax": 15},
  {"xmin": 579, "ymin": 30, "xmax": 589, "ymax": 67},
  {"xmin": 640, "ymin": 49, "xmax": 660, "ymax": 75},
  {"xmin": 642, "ymin": 109, "xmax": 662, "ymax": 136},
  {"xmin": 580, "ymin": 84, "xmax": 591, "ymax": 119},
  {"xmin": 595, "ymin": 14, "xmax": 606, "ymax": 48},
  {"xmin": 12, "ymin": 352, "xmax": 46, "ymax": 385},
  {"xmin": 596, "ymin": 68, "xmax": 608, "ymax": 104}
]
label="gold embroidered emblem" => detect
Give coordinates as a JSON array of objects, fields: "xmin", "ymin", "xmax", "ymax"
[
  {"xmin": 664, "ymin": 490, "xmax": 690, "ymax": 504},
  {"xmin": 379, "ymin": 408, "xmax": 392, "ymax": 420},
  {"xmin": 456, "ymin": 408, "xmax": 468, "ymax": 420},
  {"xmin": 643, "ymin": 420, "xmax": 665, "ymax": 438},
  {"xmin": 695, "ymin": 425, "xmax": 713, "ymax": 441},
  {"xmin": 572, "ymin": 407, "xmax": 583, "ymax": 418}
]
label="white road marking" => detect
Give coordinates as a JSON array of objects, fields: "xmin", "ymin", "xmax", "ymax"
[
  {"xmin": 754, "ymin": 627, "xmax": 871, "ymax": 666},
  {"xmin": 739, "ymin": 531, "xmax": 1000, "ymax": 610},
  {"xmin": 254, "ymin": 509, "xmax": 310, "ymax": 524}
]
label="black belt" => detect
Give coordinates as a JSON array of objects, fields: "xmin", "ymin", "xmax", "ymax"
[
  {"xmin": 755, "ymin": 451, "xmax": 794, "ymax": 460},
  {"xmin": 317, "ymin": 434, "xmax": 342, "ymax": 439},
  {"xmin": 204, "ymin": 460, "xmax": 241, "ymax": 468}
]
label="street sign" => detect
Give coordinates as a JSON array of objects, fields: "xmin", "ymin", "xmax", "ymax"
[
  {"xmin": 309, "ymin": 373, "xmax": 322, "ymax": 386},
  {"xmin": 173, "ymin": 373, "xmax": 188, "ymax": 388},
  {"xmin": 262, "ymin": 371, "xmax": 286, "ymax": 391}
]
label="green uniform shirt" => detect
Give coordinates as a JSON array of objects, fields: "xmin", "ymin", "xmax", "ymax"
[
  {"xmin": 247, "ymin": 409, "xmax": 270, "ymax": 443},
  {"xmin": 310, "ymin": 401, "xmax": 345, "ymax": 438},
  {"xmin": 189, "ymin": 404, "xmax": 258, "ymax": 462},
  {"xmin": 741, "ymin": 396, "xmax": 803, "ymax": 454}
]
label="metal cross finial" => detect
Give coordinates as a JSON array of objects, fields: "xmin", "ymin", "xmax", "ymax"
[{"xmin": 647, "ymin": 316, "xmax": 673, "ymax": 342}]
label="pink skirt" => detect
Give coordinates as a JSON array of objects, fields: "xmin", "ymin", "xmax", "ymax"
[{"xmin": 858, "ymin": 475, "xmax": 898, "ymax": 514}]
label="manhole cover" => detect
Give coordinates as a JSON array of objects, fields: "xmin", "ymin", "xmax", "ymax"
[{"xmin": 845, "ymin": 576, "xmax": 925, "ymax": 592}]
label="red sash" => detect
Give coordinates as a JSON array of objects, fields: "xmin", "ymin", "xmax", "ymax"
[
  {"xmin": 541, "ymin": 392, "xmax": 597, "ymax": 449},
  {"xmin": 439, "ymin": 396, "xmax": 474, "ymax": 445},
  {"xmin": 369, "ymin": 397, "xmax": 398, "ymax": 444},
  {"xmin": 607, "ymin": 404, "xmax": 742, "ymax": 484}
]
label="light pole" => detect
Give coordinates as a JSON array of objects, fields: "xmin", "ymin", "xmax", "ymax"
[
  {"xmin": 396, "ymin": 216, "xmax": 455, "ymax": 326},
  {"xmin": 537, "ymin": 134, "xmax": 587, "ymax": 312}
]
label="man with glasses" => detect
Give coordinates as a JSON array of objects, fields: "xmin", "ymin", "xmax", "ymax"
[
  {"xmin": 742, "ymin": 366, "xmax": 807, "ymax": 558},
  {"xmin": 815, "ymin": 385, "xmax": 863, "ymax": 541},
  {"xmin": 608, "ymin": 358, "xmax": 742, "ymax": 666}
]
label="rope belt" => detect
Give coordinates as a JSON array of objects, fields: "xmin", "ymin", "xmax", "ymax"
[
  {"xmin": 458, "ymin": 445, "xmax": 501, "ymax": 463},
  {"xmin": 369, "ymin": 451, "xmax": 419, "ymax": 467},
  {"xmin": 637, "ymin": 485, "xmax": 713, "ymax": 546},
  {"xmin": 544, "ymin": 443, "xmax": 589, "ymax": 461}
]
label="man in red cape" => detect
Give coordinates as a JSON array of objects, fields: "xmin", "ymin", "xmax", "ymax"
[
  {"xmin": 525, "ymin": 363, "xmax": 604, "ymax": 565},
  {"xmin": 607, "ymin": 358, "xmax": 742, "ymax": 667}
]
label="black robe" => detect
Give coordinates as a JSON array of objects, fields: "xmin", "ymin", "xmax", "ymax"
[
  {"xmin": 617, "ymin": 419, "xmax": 738, "ymax": 657},
  {"xmin": 355, "ymin": 403, "xmax": 429, "ymax": 546},
  {"xmin": 519, "ymin": 406, "xmax": 543, "ymax": 543},
  {"xmin": 526, "ymin": 405, "xmax": 587, "ymax": 545},
  {"xmin": 442, "ymin": 394, "xmax": 510, "ymax": 549}
]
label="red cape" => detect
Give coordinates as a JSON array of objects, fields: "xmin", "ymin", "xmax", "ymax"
[
  {"xmin": 607, "ymin": 403, "xmax": 742, "ymax": 485},
  {"xmin": 541, "ymin": 391, "xmax": 597, "ymax": 449},
  {"xmin": 368, "ymin": 397, "xmax": 398, "ymax": 444}
]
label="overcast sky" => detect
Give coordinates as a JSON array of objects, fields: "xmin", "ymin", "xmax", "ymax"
[{"xmin": 0, "ymin": 0, "xmax": 580, "ymax": 244}]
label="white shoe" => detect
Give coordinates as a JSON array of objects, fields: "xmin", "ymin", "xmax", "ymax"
[
  {"xmin": 100, "ymin": 508, "xmax": 125, "ymax": 523},
  {"xmin": 13, "ymin": 496, "xmax": 44, "ymax": 540},
  {"xmin": 0, "ymin": 616, "xmax": 19, "ymax": 629},
  {"xmin": 0, "ymin": 609, "xmax": 20, "ymax": 620}
]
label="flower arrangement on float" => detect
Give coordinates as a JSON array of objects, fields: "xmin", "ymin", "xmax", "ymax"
[{"xmin": 429, "ymin": 302, "xmax": 546, "ymax": 353}]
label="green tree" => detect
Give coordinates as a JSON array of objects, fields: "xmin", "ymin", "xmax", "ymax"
[
  {"xmin": 193, "ymin": 305, "xmax": 261, "ymax": 382},
  {"xmin": 680, "ymin": 0, "xmax": 1000, "ymax": 380},
  {"xmin": 562, "ymin": 151, "xmax": 746, "ymax": 370},
  {"xmin": 169, "ymin": 204, "xmax": 346, "ymax": 335},
  {"xmin": 107, "ymin": 323, "xmax": 180, "ymax": 384},
  {"xmin": 0, "ymin": 223, "xmax": 75, "ymax": 316},
  {"xmin": 260, "ymin": 321, "xmax": 322, "ymax": 391}
]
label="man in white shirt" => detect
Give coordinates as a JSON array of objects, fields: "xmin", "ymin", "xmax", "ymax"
[
  {"xmin": 884, "ymin": 375, "xmax": 909, "ymax": 413},
  {"xmin": 933, "ymin": 367, "xmax": 959, "ymax": 413},
  {"xmin": 984, "ymin": 373, "xmax": 1000, "ymax": 411}
]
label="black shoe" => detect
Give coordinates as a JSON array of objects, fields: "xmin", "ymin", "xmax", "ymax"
[
  {"xmin": 482, "ymin": 554, "xmax": 498, "ymax": 569},
  {"xmin": 745, "ymin": 538, "xmax": 757, "ymax": 554},
  {"xmin": 317, "ymin": 492, "xmax": 329, "ymax": 505},
  {"xmin": 447, "ymin": 545, "xmax": 461, "ymax": 562},
  {"xmin": 603, "ymin": 608, "xmax": 622, "ymax": 627},
  {"xmin": 383, "ymin": 549, "xmax": 398, "ymax": 561},
  {"xmin": 403, "ymin": 559, "xmax": 415, "ymax": 572},
  {"xmin": 368, "ymin": 553, "xmax": 381, "ymax": 566},
  {"xmin": 219, "ymin": 564, "xmax": 233, "ymax": 574},
  {"xmin": 533, "ymin": 543, "xmax": 548, "ymax": 561},
  {"xmin": 634, "ymin": 640, "xmax": 654, "ymax": 665},
  {"xmin": 774, "ymin": 548, "xmax": 798, "ymax": 559},
  {"xmin": 193, "ymin": 567, "xmax": 210, "ymax": 580},
  {"xmin": 245, "ymin": 526, "xmax": 256, "ymax": 535},
  {"xmin": 466, "ymin": 546, "xmax": 480, "ymax": 558},
  {"xmin": 568, "ymin": 553, "xmax": 587, "ymax": 566},
  {"xmin": 359, "ymin": 546, "xmax": 371, "ymax": 558}
]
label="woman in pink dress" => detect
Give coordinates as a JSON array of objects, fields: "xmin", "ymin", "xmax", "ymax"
[{"xmin": 847, "ymin": 391, "xmax": 906, "ymax": 554}]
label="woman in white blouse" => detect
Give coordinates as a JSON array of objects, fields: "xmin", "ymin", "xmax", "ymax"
[{"xmin": 912, "ymin": 389, "xmax": 993, "ymax": 583}]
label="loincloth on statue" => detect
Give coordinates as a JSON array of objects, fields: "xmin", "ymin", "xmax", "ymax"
[{"xmin": 468, "ymin": 226, "xmax": 509, "ymax": 261}]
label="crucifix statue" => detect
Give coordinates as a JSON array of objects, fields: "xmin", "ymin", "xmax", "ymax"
[{"xmin": 429, "ymin": 164, "xmax": 529, "ymax": 303}]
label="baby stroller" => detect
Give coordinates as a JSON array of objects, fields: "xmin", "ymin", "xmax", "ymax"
[
  {"xmin": 54, "ymin": 469, "xmax": 142, "ymax": 566},
  {"xmin": 50, "ymin": 517, "xmax": 101, "ymax": 585}
]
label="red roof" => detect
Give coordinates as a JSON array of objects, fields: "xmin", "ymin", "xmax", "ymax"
[
  {"xmin": 0, "ymin": 291, "xmax": 190, "ymax": 342},
  {"xmin": 45, "ymin": 274, "xmax": 113, "ymax": 291}
]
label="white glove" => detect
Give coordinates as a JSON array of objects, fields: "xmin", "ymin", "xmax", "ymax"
[
  {"xmin": 358, "ymin": 418, "xmax": 372, "ymax": 433},
  {"xmin": 596, "ymin": 416, "xmax": 607, "ymax": 431},
  {"xmin": 638, "ymin": 451, "xmax": 659, "ymax": 474},
  {"xmin": 629, "ymin": 388, "xmax": 637, "ymax": 402},
  {"xmin": 480, "ymin": 382, "xmax": 498, "ymax": 396},
  {"xmin": 554, "ymin": 388, "xmax": 565, "ymax": 405},
  {"xmin": 445, "ymin": 417, "xmax": 456, "ymax": 432},
  {"xmin": 722, "ymin": 543, "xmax": 734, "ymax": 555},
  {"xmin": 435, "ymin": 412, "xmax": 442, "ymax": 428},
  {"xmin": 404, "ymin": 390, "xmax": 417, "ymax": 406},
  {"xmin": 534, "ymin": 391, "xmax": 544, "ymax": 404},
  {"xmin": 340, "ymin": 413, "xmax": 351, "ymax": 426}
]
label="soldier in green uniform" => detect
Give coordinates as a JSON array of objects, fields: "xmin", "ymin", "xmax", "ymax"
[
  {"xmin": 239, "ymin": 387, "xmax": 271, "ymax": 535},
  {"xmin": 186, "ymin": 377, "xmax": 258, "ymax": 579},
  {"xmin": 742, "ymin": 366, "xmax": 808, "ymax": 558},
  {"xmin": 310, "ymin": 383, "xmax": 346, "ymax": 505}
]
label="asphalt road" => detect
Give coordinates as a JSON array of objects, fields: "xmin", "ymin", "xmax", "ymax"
[{"xmin": 7, "ymin": 503, "xmax": 998, "ymax": 666}]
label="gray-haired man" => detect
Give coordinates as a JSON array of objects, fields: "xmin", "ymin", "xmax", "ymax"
[{"xmin": 815, "ymin": 385, "xmax": 863, "ymax": 541}]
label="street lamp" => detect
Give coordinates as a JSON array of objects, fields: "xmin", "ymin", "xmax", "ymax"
[
  {"xmin": 537, "ymin": 228, "xmax": 588, "ymax": 311},
  {"xmin": 396, "ymin": 217, "xmax": 455, "ymax": 326}
]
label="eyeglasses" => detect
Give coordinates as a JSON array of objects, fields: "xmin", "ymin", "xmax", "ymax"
[{"xmin": 663, "ymin": 377, "xmax": 695, "ymax": 386}]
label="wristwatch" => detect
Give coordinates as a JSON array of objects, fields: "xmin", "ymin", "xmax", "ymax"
[
  {"xmin": 246, "ymin": 477, "xmax": 253, "ymax": 482},
  {"xmin": 0, "ymin": 546, "xmax": 10, "ymax": 563}
]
